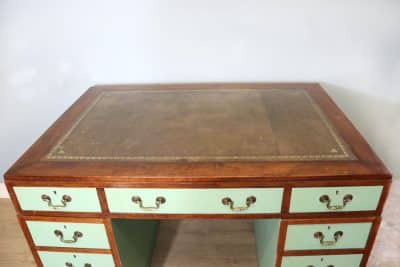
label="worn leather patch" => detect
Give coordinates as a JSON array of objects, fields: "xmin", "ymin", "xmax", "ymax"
[{"xmin": 46, "ymin": 89, "xmax": 355, "ymax": 162}]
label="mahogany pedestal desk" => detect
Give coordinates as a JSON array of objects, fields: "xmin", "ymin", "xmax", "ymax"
[{"xmin": 4, "ymin": 83, "xmax": 391, "ymax": 267}]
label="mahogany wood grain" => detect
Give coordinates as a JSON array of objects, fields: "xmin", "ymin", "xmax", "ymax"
[
  {"xmin": 360, "ymin": 216, "xmax": 382, "ymax": 267},
  {"xmin": 282, "ymin": 249, "xmax": 365, "ymax": 256},
  {"xmin": 104, "ymin": 218, "xmax": 122, "ymax": 267},
  {"xmin": 4, "ymin": 83, "xmax": 391, "ymax": 183},
  {"xmin": 3, "ymin": 83, "xmax": 392, "ymax": 267},
  {"xmin": 97, "ymin": 188, "xmax": 110, "ymax": 214},
  {"xmin": 34, "ymin": 247, "xmax": 111, "ymax": 254},
  {"xmin": 20, "ymin": 215, "xmax": 105, "ymax": 223},
  {"xmin": 5, "ymin": 178, "xmax": 391, "ymax": 188},
  {"xmin": 275, "ymin": 218, "xmax": 288, "ymax": 267},
  {"xmin": 107, "ymin": 213, "xmax": 282, "ymax": 220},
  {"xmin": 17, "ymin": 215, "xmax": 43, "ymax": 267}
]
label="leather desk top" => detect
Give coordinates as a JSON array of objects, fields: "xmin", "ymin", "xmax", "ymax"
[{"xmin": 4, "ymin": 83, "xmax": 390, "ymax": 183}]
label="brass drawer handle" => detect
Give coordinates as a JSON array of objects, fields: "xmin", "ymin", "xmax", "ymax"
[
  {"xmin": 54, "ymin": 230, "xmax": 83, "ymax": 244},
  {"xmin": 314, "ymin": 231, "xmax": 343, "ymax": 246},
  {"xmin": 131, "ymin": 196, "xmax": 166, "ymax": 211},
  {"xmin": 222, "ymin": 196, "xmax": 256, "ymax": 212},
  {"xmin": 41, "ymin": 194, "xmax": 72, "ymax": 209},
  {"xmin": 307, "ymin": 265, "xmax": 334, "ymax": 267},
  {"xmin": 65, "ymin": 263, "xmax": 92, "ymax": 267},
  {"xmin": 319, "ymin": 194, "xmax": 353, "ymax": 210}
]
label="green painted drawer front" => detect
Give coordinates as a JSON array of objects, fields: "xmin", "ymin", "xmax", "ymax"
[
  {"xmin": 26, "ymin": 221, "xmax": 110, "ymax": 249},
  {"xmin": 281, "ymin": 254, "xmax": 363, "ymax": 267},
  {"xmin": 38, "ymin": 251, "xmax": 115, "ymax": 267},
  {"xmin": 290, "ymin": 186, "xmax": 383, "ymax": 213},
  {"xmin": 105, "ymin": 188, "xmax": 283, "ymax": 214},
  {"xmin": 14, "ymin": 187, "xmax": 101, "ymax": 212},
  {"xmin": 284, "ymin": 222, "xmax": 372, "ymax": 251}
]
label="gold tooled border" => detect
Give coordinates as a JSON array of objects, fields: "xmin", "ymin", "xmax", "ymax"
[{"xmin": 46, "ymin": 89, "xmax": 354, "ymax": 161}]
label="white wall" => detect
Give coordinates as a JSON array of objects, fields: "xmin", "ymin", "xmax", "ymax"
[{"xmin": 0, "ymin": 0, "xmax": 399, "ymax": 181}]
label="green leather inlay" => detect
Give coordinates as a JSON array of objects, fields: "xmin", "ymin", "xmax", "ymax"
[
  {"xmin": 46, "ymin": 89, "xmax": 354, "ymax": 162},
  {"xmin": 281, "ymin": 254, "xmax": 363, "ymax": 267},
  {"xmin": 14, "ymin": 187, "xmax": 101, "ymax": 212},
  {"xmin": 38, "ymin": 251, "xmax": 115, "ymax": 267},
  {"xmin": 285, "ymin": 222, "xmax": 372, "ymax": 250},
  {"xmin": 26, "ymin": 221, "xmax": 110, "ymax": 249},
  {"xmin": 290, "ymin": 186, "xmax": 383, "ymax": 213},
  {"xmin": 105, "ymin": 188, "xmax": 283, "ymax": 214}
]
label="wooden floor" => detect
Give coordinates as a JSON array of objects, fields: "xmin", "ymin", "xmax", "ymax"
[
  {"xmin": 1, "ymin": 180, "xmax": 400, "ymax": 267},
  {"xmin": 0, "ymin": 199, "xmax": 36, "ymax": 267},
  {"xmin": 152, "ymin": 220, "xmax": 257, "ymax": 267}
]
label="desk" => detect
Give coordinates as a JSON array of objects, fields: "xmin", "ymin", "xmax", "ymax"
[{"xmin": 4, "ymin": 83, "xmax": 391, "ymax": 267}]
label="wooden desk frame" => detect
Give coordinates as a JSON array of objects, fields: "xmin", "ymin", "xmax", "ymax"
[{"xmin": 4, "ymin": 83, "xmax": 392, "ymax": 267}]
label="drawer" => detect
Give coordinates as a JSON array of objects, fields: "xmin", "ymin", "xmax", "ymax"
[
  {"xmin": 105, "ymin": 188, "xmax": 283, "ymax": 214},
  {"xmin": 281, "ymin": 254, "xmax": 363, "ymax": 267},
  {"xmin": 38, "ymin": 251, "xmax": 115, "ymax": 267},
  {"xmin": 14, "ymin": 187, "xmax": 101, "ymax": 212},
  {"xmin": 289, "ymin": 186, "xmax": 383, "ymax": 213},
  {"xmin": 284, "ymin": 222, "xmax": 372, "ymax": 251},
  {"xmin": 26, "ymin": 221, "xmax": 110, "ymax": 249}
]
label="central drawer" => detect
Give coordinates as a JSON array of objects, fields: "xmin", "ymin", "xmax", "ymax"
[{"xmin": 105, "ymin": 188, "xmax": 283, "ymax": 214}]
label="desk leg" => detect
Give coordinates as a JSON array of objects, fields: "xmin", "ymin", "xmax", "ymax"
[
  {"xmin": 111, "ymin": 219, "xmax": 159, "ymax": 267},
  {"xmin": 254, "ymin": 219, "xmax": 281, "ymax": 267}
]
